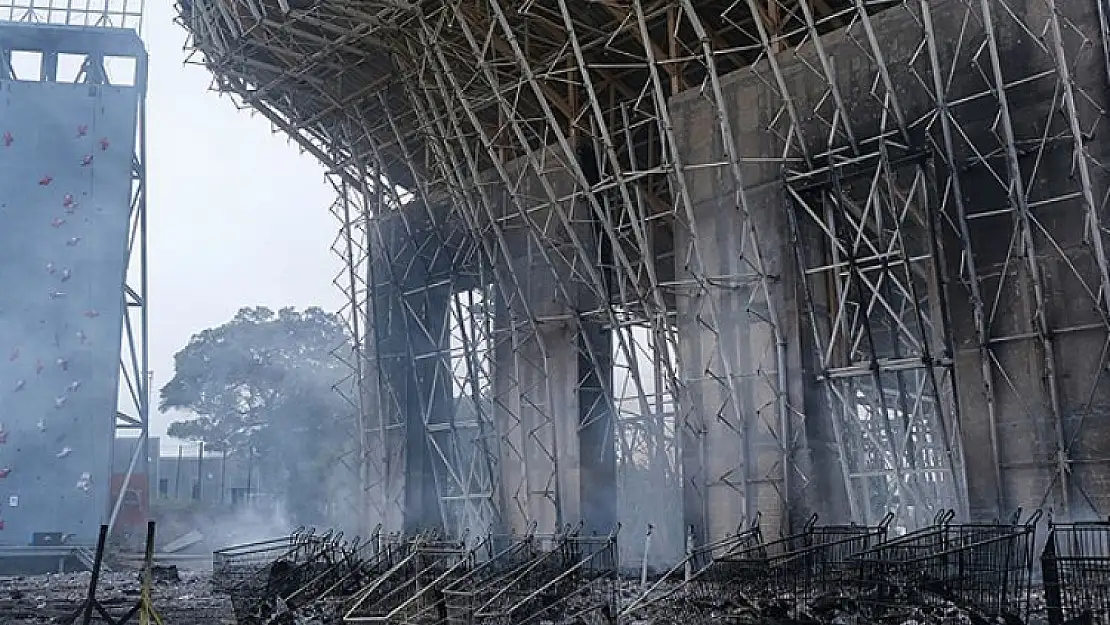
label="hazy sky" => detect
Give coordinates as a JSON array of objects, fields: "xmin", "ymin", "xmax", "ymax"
[{"xmin": 143, "ymin": 2, "xmax": 345, "ymax": 448}]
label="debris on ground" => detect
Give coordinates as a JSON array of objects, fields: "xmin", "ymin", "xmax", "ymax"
[
  {"xmin": 144, "ymin": 564, "xmax": 182, "ymax": 584},
  {"xmin": 0, "ymin": 569, "xmax": 233, "ymax": 625}
]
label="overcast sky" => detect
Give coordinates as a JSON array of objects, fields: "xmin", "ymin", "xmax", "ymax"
[{"xmin": 143, "ymin": 2, "xmax": 345, "ymax": 449}]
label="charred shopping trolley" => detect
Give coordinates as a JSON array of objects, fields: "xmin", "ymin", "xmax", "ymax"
[
  {"xmin": 460, "ymin": 524, "xmax": 620, "ymax": 625},
  {"xmin": 343, "ymin": 533, "xmax": 477, "ymax": 625},
  {"xmin": 228, "ymin": 528, "xmax": 350, "ymax": 625},
  {"xmin": 852, "ymin": 509, "xmax": 1040, "ymax": 621},
  {"xmin": 442, "ymin": 527, "xmax": 555, "ymax": 625},
  {"xmin": 212, "ymin": 526, "xmax": 327, "ymax": 593},
  {"xmin": 275, "ymin": 526, "xmax": 416, "ymax": 620},
  {"xmin": 1042, "ymin": 516, "xmax": 1110, "ymax": 625},
  {"xmin": 620, "ymin": 515, "xmax": 763, "ymax": 623},
  {"xmin": 704, "ymin": 513, "xmax": 892, "ymax": 605},
  {"xmin": 622, "ymin": 513, "xmax": 887, "ymax": 623}
]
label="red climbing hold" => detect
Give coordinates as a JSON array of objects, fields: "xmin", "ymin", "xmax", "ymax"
[
  {"xmin": 77, "ymin": 124, "xmax": 88, "ymax": 137},
  {"xmin": 2, "ymin": 131, "xmax": 11, "ymax": 147},
  {"xmin": 0, "ymin": 468, "xmax": 12, "ymax": 479},
  {"xmin": 39, "ymin": 175, "xmax": 53, "ymax": 186},
  {"xmin": 99, "ymin": 137, "xmax": 110, "ymax": 151}
]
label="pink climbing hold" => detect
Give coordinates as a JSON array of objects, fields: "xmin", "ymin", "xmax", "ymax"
[
  {"xmin": 99, "ymin": 137, "xmax": 110, "ymax": 151},
  {"xmin": 83, "ymin": 310, "xmax": 99, "ymax": 318},
  {"xmin": 2, "ymin": 131, "xmax": 11, "ymax": 147},
  {"xmin": 80, "ymin": 154, "xmax": 93, "ymax": 167},
  {"xmin": 0, "ymin": 468, "xmax": 12, "ymax": 479},
  {"xmin": 77, "ymin": 124, "xmax": 88, "ymax": 137},
  {"xmin": 51, "ymin": 217, "xmax": 66, "ymax": 228},
  {"xmin": 39, "ymin": 175, "xmax": 53, "ymax": 186}
]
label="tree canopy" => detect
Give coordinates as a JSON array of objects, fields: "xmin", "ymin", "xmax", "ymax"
[{"xmin": 160, "ymin": 306, "xmax": 356, "ymax": 524}]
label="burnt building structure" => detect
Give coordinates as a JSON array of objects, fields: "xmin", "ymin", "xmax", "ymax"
[{"xmin": 174, "ymin": 0, "xmax": 1110, "ymax": 555}]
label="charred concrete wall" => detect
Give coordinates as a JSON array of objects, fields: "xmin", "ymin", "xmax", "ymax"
[{"xmin": 670, "ymin": 0, "xmax": 1110, "ymax": 527}]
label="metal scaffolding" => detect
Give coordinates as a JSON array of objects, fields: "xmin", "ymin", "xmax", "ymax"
[{"xmin": 177, "ymin": 0, "xmax": 1110, "ymax": 545}]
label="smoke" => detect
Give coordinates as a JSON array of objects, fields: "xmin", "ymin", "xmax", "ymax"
[{"xmin": 203, "ymin": 502, "xmax": 295, "ymax": 548}]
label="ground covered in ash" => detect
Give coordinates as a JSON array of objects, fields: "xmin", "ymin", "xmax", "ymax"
[
  {"xmin": 0, "ymin": 569, "xmax": 233, "ymax": 624},
  {"xmin": 0, "ymin": 570, "xmax": 1054, "ymax": 625}
]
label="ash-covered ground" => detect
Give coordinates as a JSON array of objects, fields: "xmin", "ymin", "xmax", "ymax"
[
  {"xmin": 0, "ymin": 569, "xmax": 233, "ymax": 624},
  {"xmin": 0, "ymin": 570, "xmax": 1055, "ymax": 625}
]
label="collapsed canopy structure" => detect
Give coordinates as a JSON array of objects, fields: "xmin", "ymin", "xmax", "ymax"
[{"xmin": 178, "ymin": 0, "xmax": 1110, "ymax": 553}]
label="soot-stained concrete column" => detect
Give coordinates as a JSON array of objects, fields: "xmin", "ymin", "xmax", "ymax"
[
  {"xmin": 489, "ymin": 150, "xmax": 617, "ymax": 536},
  {"xmin": 370, "ymin": 205, "xmax": 454, "ymax": 534},
  {"xmin": 668, "ymin": 67, "xmax": 844, "ymax": 542}
]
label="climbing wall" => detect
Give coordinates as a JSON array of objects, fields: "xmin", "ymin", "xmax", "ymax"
[{"xmin": 0, "ymin": 78, "xmax": 138, "ymax": 543}]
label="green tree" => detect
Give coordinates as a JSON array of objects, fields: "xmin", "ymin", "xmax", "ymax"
[{"xmin": 160, "ymin": 306, "xmax": 355, "ymax": 524}]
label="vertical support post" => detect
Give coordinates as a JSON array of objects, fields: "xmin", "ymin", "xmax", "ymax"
[
  {"xmin": 196, "ymin": 442, "xmax": 204, "ymax": 501},
  {"xmin": 81, "ymin": 524, "xmax": 109, "ymax": 625},
  {"xmin": 174, "ymin": 446, "xmax": 182, "ymax": 500}
]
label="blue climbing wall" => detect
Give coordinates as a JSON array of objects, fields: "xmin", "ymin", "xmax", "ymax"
[{"xmin": 0, "ymin": 77, "xmax": 138, "ymax": 543}]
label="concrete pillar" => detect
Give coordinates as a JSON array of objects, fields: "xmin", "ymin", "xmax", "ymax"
[
  {"xmin": 492, "ymin": 282, "xmax": 617, "ymax": 535},
  {"xmin": 491, "ymin": 153, "xmax": 617, "ymax": 536},
  {"xmin": 370, "ymin": 205, "xmax": 455, "ymax": 533}
]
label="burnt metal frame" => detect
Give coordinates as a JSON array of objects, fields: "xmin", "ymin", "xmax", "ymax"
[{"xmin": 176, "ymin": 0, "xmax": 1110, "ymax": 543}]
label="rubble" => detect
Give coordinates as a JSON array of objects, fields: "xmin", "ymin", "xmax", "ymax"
[
  {"xmin": 0, "ymin": 511, "xmax": 1088, "ymax": 625},
  {"xmin": 0, "ymin": 569, "xmax": 232, "ymax": 625}
]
